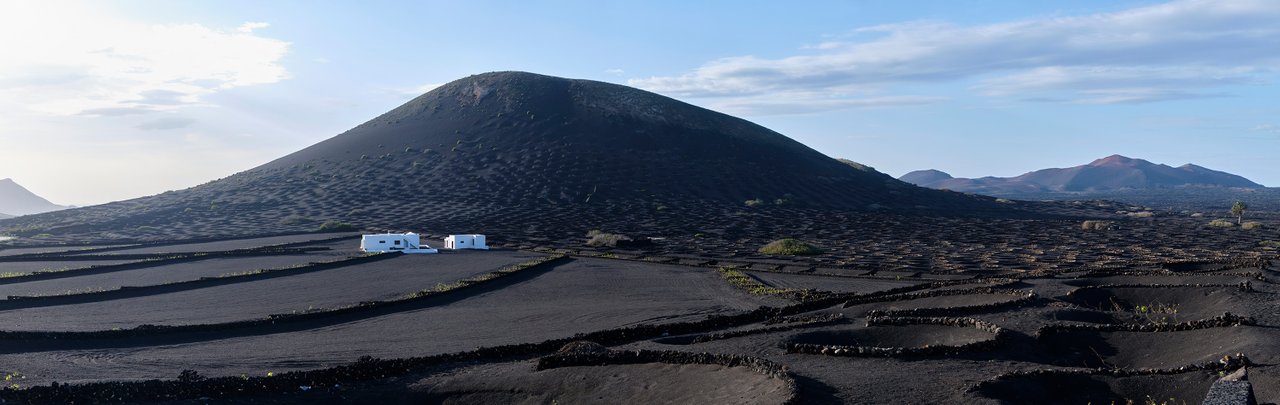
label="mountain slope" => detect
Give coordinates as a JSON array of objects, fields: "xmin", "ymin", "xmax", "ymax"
[
  {"xmin": 907, "ymin": 155, "xmax": 1263, "ymax": 195},
  {"xmin": 0, "ymin": 178, "xmax": 68, "ymax": 216},
  {"xmin": 1, "ymin": 72, "xmax": 1008, "ymax": 241}
]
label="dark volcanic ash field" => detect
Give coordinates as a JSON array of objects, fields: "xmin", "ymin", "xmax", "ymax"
[{"xmin": 0, "ymin": 232, "xmax": 1276, "ymax": 404}]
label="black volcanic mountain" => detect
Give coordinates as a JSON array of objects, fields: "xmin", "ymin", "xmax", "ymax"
[
  {"xmin": 1, "ymin": 72, "xmax": 1006, "ymax": 241},
  {"xmin": 903, "ymin": 155, "xmax": 1263, "ymax": 195},
  {"xmin": 0, "ymin": 178, "xmax": 68, "ymax": 217}
]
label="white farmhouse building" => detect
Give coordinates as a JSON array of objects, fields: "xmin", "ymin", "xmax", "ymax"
[
  {"xmin": 360, "ymin": 232, "xmax": 438, "ymax": 254},
  {"xmin": 444, "ymin": 234, "xmax": 488, "ymax": 250}
]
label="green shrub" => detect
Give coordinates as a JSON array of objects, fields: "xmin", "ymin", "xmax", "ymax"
[
  {"xmin": 317, "ymin": 221, "xmax": 356, "ymax": 232},
  {"xmin": 1207, "ymin": 219, "xmax": 1235, "ymax": 228},
  {"xmin": 585, "ymin": 230, "xmax": 631, "ymax": 247},
  {"xmin": 758, "ymin": 238, "xmax": 823, "ymax": 255},
  {"xmin": 744, "ymin": 198, "xmax": 765, "ymax": 207},
  {"xmin": 1259, "ymin": 240, "xmax": 1280, "ymax": 248},
  {"xmin": 1081, "ymin": 220, "xmax": 1113, "ymax": 231},
  {"xmin": 1241, "ymin": 221, "xmax": 1263, "ymax": 230},
  {"xmin": 717, "ymin": 267, "xmax": 792, "ymax": 296}
]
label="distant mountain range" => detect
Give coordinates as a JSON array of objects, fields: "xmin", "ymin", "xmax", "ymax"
[
  {"xmin": 0, "ymin": 178, "xmax": 69, "ymax": 217},
  {"xmin": 900, "ymin": 155, "xmax": 1264, "ymax": 196}
]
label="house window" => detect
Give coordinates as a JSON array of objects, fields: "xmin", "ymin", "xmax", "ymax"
[
  {"xmin": 379, "ymin": 240, "xmax": 386, "ymax": 244},
  {"xmin": 395, "ymin": 240, "xmax": 401, "ymax": 245}
]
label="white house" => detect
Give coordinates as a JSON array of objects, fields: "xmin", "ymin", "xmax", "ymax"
[
  {"xmin": 360, "ymin": 232, "xmax": 438, "ymax": 254},
  {"xmin": 444, "ymin": 234, "xmax": 488, "ymax": 250}
]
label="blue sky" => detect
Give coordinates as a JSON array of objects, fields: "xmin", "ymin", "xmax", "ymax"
[{"xmin": 1, "ymin": 0, "xmax": 1278, "ymax": 205}]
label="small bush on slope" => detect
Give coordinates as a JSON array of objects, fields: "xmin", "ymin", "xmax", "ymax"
[{"xmin": 758, "ymin": 239, "xmax": 823, "ymax": 256}]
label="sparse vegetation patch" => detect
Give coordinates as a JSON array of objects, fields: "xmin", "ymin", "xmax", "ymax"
[
  {"xmin": 1207, "ymin": 219, "xmax": 1235, "ymax": 228},
  {"xmin": 716, "ymin": 267, "xmax": 793, "ymax": 296},
  {"xmin": 1081, "ymin": 220, "xmax": 1114, "ymax": 231},
  {"xmin": 585, "ymin": 230, "xmax": 632, "ymax": 247},
  {"xmin": 317, "ymin": 221, "xmax": 356, "ymax": 232},
  {"xmin": 758, "ymin": 238, "xmax": 823, "ymax": 255}
]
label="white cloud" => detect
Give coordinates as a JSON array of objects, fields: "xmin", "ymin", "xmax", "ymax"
[
  {"xmin": 0, "ymin": 2, "xmax": 296, "ymax": 205},
  {"xmin": 630, "ymin": 0, "xmax": 1280, "ymax": 106},
  {"xmin": 0, "ymin": 2, "xmax": 290, "ymax": 116},
  {"xmin": 237, "ymin": 22, "xmax": 270, "ymax": 33},
  {"xmin": 1253, "ymin": 124, "xmax": 1280, "ymax": 134},
  {"xmin": 605, "ymin": 68, "xmax": 625, "ymax": 76}
]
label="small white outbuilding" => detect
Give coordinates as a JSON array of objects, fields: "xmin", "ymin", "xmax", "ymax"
[
  {"xmin": 444, "ymin": 234, "xmax": 488, "ymax": 250},
  {"xmin": 360, "ymin": 232, "xmax": 438, "ymax": 254}
]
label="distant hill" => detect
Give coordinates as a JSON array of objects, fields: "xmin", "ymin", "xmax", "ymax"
[
  {"xmin": 0, "ymin": 178, "xmax": 68, "ymax": 217},
  {"xmin": 901, "ymin": 155, "xmax": 1264, "ymax": 195},
  {"xmin": 899, "ymin": 170, "xmax": 953, "ymax": 187},
  {"xmin": 0, "ymin": 71, "xmax": 1013, "ymax": 241},
  {"xmin": 0, "ymin": 212, "xmax": 12, "ymax": 220}
]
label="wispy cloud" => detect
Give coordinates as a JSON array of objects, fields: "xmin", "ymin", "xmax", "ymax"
[
  {"xmin": 975, "ymin": 66, "xmax": 1253, "ymax": 104},
  {"xmin": 0, "ymin": 3, "xmax": 291, "ymax": 116},
  {"xmin": 630, "ymin": 0, "xmax": 1280, "ymax": 108},
  {"xmin": 1253, "ymin": 124, "xmax": 1280, "ymax": 134},
  {"xmin": 135, "ymin": 116, "xmax": 195, "ymax": 131},
  {"xmin": 394, "ymin": 83, "xmax": 445, "ymax": 99},
  {"xmin": 709, "ymin": 94, "xmax": 946, "ymax": 116},
  {"xmin": 78, "ymin": 107, "xmax": 154, "ymax": 117},
  {"xmin": 237, "ymin": 22, "xmax": 270, "ymax": 33}
]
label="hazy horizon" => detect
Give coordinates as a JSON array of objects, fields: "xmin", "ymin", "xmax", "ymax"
[{"xmin": 3, "ymin": 0, "xmax": 1278, "ymax": 207}]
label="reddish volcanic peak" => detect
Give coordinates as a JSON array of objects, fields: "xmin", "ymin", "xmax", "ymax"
[{"xmin": 1088, "ymin": 155, "xmax": 1146, "ymax": 167}]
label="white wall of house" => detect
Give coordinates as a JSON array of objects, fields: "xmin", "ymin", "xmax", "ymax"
[
  {"xmin": 361, "ymin": 233, "xmax": 428, "ymax": 252},
  {"xmin": 445, "ymin": 234, "xmax": 488, "ymax": 250}
]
